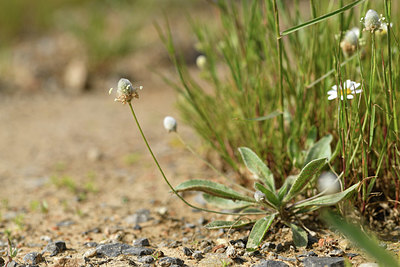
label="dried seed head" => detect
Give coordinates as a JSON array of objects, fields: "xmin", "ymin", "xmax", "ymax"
[
  {"xmin": 163, "ymin": 116, "xmax": 177, "ymax": 132},
  {"xmin": 340, "ymin": 27, "xmax": 360, "ymax": 56},
  {"xmin": 110, "ymin": 78, "xmax": 143, "ymax": 104},
  {"xmin": 317, "ymin": 172, "xmax": 341, "ymax": 195},
  {"xmin": 254, "ymin": 190, "xmax": 266, "ymax": 202},
  {"xmin": 364, "ymin": 9, "xmax": 382, "ymax": 32}
]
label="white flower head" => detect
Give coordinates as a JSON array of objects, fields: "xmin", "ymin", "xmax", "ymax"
[
  {"xmin": 327, "ymin": 80, "xmax": 362, "ymax": 101},
  {"xmin": 317, "ymin": 172, "xmax": 341, "ymax": 195},
  {"xmin": 163, "ymin": 116, "xmax": 177, "ymax": 133},
  {"xmin": 340, "ymin": 27, "xmax": 360, "ymax": 56},
  {"xmin": 109, "ymin": 78, "xmax": 143, "ymax": 104},
  {"xmin": 254, "ymin": 190, "xmax": 266, "ymax": 202},
  {"xmin": 363, "ymin": 9, "xmax": 385, "ymax": 32},
  {"xmin": 196, "ymin": 55, "xmax": 207, "ymax": 70}
]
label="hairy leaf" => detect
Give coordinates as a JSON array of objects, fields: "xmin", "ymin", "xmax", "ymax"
[
  {"xmin": 205, "ymin": 220, "xmax": 254, "ymax": 230},
  {"xmin": 202, "ymin": 194, "xmax": 253, "ymax": 210},
  {"xmin": 294, "ymin": 182, "xmax": 359, "ymax": 209},
  {"xmin": 304, "ymin": 135, "xmax": 332, "ymax": 167},
  {"xmin": 283, "ymin": 158, "xmax": 327, "ymax": 203},
  {"xmin": 290, "ymin": 224, "xmax": 308, "ymax": 247},
  {"xmin": 277, "ymin": 175, "xmax": 296, "ymax": 200},
  {"xmin": 239, "ymin": 147, "xmax": 275, "ymax": 191},
  {"xmin": 175, "ymin": 179, "xmax": 254, "ymax": 203},
  {"xmin": 246, "ymin": 214, "xmax": 276, "ymax": 251},
  {"xmin": 254, "ymin": 182, "xmax": 280, "ymax": 208}
]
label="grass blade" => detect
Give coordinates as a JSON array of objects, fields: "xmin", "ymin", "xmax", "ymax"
[{"xmin": 281, "ymin": 0, "xmax": 366, "ymax": 36}]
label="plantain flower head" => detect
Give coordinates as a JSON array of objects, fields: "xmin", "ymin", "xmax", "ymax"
[
  {"xmin": 163, "ymin": 116, "xmax": 177, "ymax": 133},
  {"xmin": 317, "ymin": 172, "xmax": 341, "ymax": 195},
  {"xmin": 340, "ymin": 27, "xmax": 360, "ymax": 56},
  {"xmin": 109, "ymin": 78, "xmax": 143, "ymax": 104},
  {"xmin": 363, "ymin": 9, "xmax": 385, "ymax": 33}
]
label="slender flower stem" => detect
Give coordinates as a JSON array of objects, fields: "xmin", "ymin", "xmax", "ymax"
[
  {"xmin": 175, "ymin": 133, "xmax": 253, "ymax": 194},
  {"xmin": 128, "ymin": 103, "xmax": 261, "ymax": 216}
]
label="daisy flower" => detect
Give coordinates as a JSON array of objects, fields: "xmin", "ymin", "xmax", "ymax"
[{"xmin": 327, "ymin": 80, "xmax": 362, "ymax": 100}]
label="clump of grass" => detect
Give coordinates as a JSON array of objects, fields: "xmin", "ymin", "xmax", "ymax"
[{"xmin": 158, "ymin": 0, "xmax": 400, "ymax": 212}]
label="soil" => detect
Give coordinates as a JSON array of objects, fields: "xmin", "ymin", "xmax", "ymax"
[{"xmin": 0, "ymin": 4, "xmax": 398, "ymax": 266}]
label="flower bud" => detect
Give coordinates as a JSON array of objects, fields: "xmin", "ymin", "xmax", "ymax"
[
  {"xmin": 364, "ymin": 9, "xmax": 381, "ymax": 32},
  {"xmin": 196, "ymin": 55, "xmax": 207, "ymax": 70},
  {"xmin": 163, "ymin": 116, "xmax": 177, "ymax": 133},
  {"xmin": 254, "ymin": 190, "xmax": 266, "ymax": 202},
  {"xmin": 317, "ymin": 172, "xmax": 341, "ymax": 195}
]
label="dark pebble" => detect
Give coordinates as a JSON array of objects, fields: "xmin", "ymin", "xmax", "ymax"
[
  {"xmin": 0, "ymin": 258, "xmax": 4, "ymax": 266},
  {"xmin": 203, "ymin": 245, "xmax": 212, "ymax": 254},
  {"xmin": 299, "ymin": 251, "xmax": 318, "ymax": 257},
  {"xmin": 277, "ymin": 256, "xmax": 296, "ymax": 262},
  {"xmin": 329, "ymin": 249, "xmax": 345, "ymax": 257},
  {"xmin": 261, "ymin": 242, "xmax": 276, "ymax": 250},
  {"xmin": 133, "ymin": 238, "xmax": 150, "ymax": 247},
  {"xmin": 133, "ymin": 224, "xmax": 142, "ymax": 230},
  {"xmin": 192, "ymin": 250, "xmax": 203, "ymax": 260},
  {"xmin": 83, "ymin": 227, "xmax": 101, "ymax": 235},
  {"xmin": 125, "ymin": 209, "xmax": 151, "ymax": 225},
  {"xmin": 198, "ymin": 217, "xmax": 208, "ymax": 225},
  {"xmin": 5, "ymin": 261, "xmax": 19, "ymax": 267},
  {"xmin": 168, "ymin": 240, "xmax": 181, "ymax": 248},
  {"xmin": 346, "ymin": 253, "xmax": 359, "ymax": 258},
  {"xmin": 275, "ymin": 243, "xmax": 284, "ymax": 253},
  {"xmin": 96, "ymin": 243, "xmax": 154, "ymax": 257},
  {"xmin": 23, "ymin": 252, "xmax": 44, "ymax": 265},
  {"xmin": 232, "ymin": 257, "xmax": 247, "ymax": 265},
  {"xmin": 137, "ymin": 255, "xmax": 155, "ymax": 264},
  {"xmin": 43, "ymin": 240, "xmax": 67, "ymax": 256},
  {"xmin": 252, "ymin": 260, "xmax": 289, "ymax": 267},
  {"xmin": 302, "ymin": 257, "xmax": 344, "ymax": 267},
  {"xmin": 158, "ymin": 257, "xmax": 184, "ymax": 267},
  {"xmin": 183, "ymin": 247, "xmax": 193, "ymax": 256}
]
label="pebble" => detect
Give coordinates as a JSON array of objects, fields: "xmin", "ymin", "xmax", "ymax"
[
  {"xmin": 253, "ymin": 260, "xmax": 289, "ymax": 267},
  {"xmin": 158, "ymin": 257, "xmax": 184, "ymax": 267},
  {"xmin": 262, "ymin": 242, "xmax": 276, "ymax": 250},
  {"xmin": 133, "ymin": 238, "xmax": 150, "ymax": 247},
  {"xmin": 96, "ymin": 243, "xmax": 154, "ymax": 257},
  {"xmin": 275, "ymin": 243, "xmax": 284, "ymax": 253},
  {"xmin": 203, "ymin": 245, "xmax": 212, "ymax": 254},
  {"xmin": 157, "ymin": 206, "xmax": 168, "ymax": 215},
  {"xmin": 125, "ymin": 209, "xmax": 151, "ymax": 225},
  {"xmin": 42, "ymin": 241, "xmax": 67, "ymax": 256},
  {"xmin": 298, "ymin": 251, "xmax": 318, "ymax": 257},
  {"xmin": 83, "ymin": 248, "xmax": 97, "ymax": 258},
  {"xmin": 198, "ymin": 217, "xmax": 208, "ymax": 225},
  {"xmin": 40, "ymin": 235, "xmax": 52, "ymax": 242},
  {"xmin": 5, "ymin": 260, "xmax": 18, "ymax": 267},
  {"xmin": 192, "ymin": 250, "xmax": 203, "ymax": 260},
  {"xmin": 200, "ymin": 240, "xmax": 213, "ymax": 249},
  {"xmin": 23, "ymin": 252, "xmax": 44, "ymax": 265},
  {"xmin": 302, "ymin": 257, "xmax": 344, "ymax": 267},
  {"xmin": 184, "ymin": 223, "xmax": 196, "ymax": 229},
  {"xmin": 329, "ymin": 249, "xmax": 345, "ymax": 257},
  {"xmin": 56, "ymin": 220, "xmax": 75, "ymax": 227},
  {"xmin": 226, "ymin": 246, "xmax": 236, "ymax": 258},
  {"xmin": 84, "ymin": 242, "xmax": 98, "ymax": 248},
  {"xmin": 182, "ymin": 247, "xmax": 193, "ymax": 256},
  {"xmin": 137, "ymin": 255, "xmax": 155, "ymax": 264}
]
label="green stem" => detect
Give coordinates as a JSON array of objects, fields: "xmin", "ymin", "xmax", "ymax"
[{"xmin": 128, "ymin": 103, "xmax": 260, "ymax": 216}]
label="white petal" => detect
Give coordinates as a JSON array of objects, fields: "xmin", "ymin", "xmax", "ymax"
[
  {"xmin": 327, "ymin": 90, "xmax": 337, "ymax": 95},
  {"xmin": 355, "ymin": 89, "xmax": 362, "ymax": 94},
  {"xmin": 331, "ymin": 85, "xmax": 338, "ymax": 91},
  {"xmin": 328, "ymin": 94, "xmax": 337, "ymax": 100},
  {"xmin": 346, "ymin": 80, "xmax": 352, "ymax": 88},
  {"xmin": 340, "ymin": 95, "xmax": 345, "ymax": 100},
  {"xmin": 347, "ymin": 94, "xmax": 354, "ymax": 99},
  {"xmin": 354, "ymin": 82, "xmax": 361, "ymax": 89}
]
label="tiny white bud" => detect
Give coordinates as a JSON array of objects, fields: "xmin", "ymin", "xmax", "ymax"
[
  {"xmin": 317, "ymin": 172, "xmax": 341, "ymax": 195},
  {"xmin": 254, "ymin": 190, "xmax": 266, "ymax": 202},
  {"xmin": 364, "ymin": 9, "xmax": 381, "ymax": 32},
  {"xmin": 196, "ymin": 55, "xmax": 207, "ymax": 70},
  {"xmin": 112, "ymin": 78, "xmax": 142, "ymax": 104},
  {"xmin": 163, "ymin": 116, "xmax": 177, "ymax": 132}
]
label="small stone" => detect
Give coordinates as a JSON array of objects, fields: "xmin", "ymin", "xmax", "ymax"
[
  {"xmin": 125, "ymin": 209, "xmax": 151, "ymax": 225},
  {"xmin": 96, "ymin": 243, "xmax": 153, "ymax": 257},
  {"xmin": 359, "ymin": 263, "xmax": 379, "ymax": 267},
  {"xmin": 56, "ymin": 220, "xmax": 75, "ymax": 227},
  {"xmin": 329, "ymin": 249, "xmax": 345, "ymax": 257},
  {"xmin": 137, "ymin": 255, "xmax": 155, "ymax": 264},
  {"xmin": 338, "ymin": 239, "xmax": 351, "ymax": 250},
  {"xmin": 43, "ymin": 241, "xmax": 67, "ymax": 256},
  {"xmin": 133, "ymin": 238, "xmax": 150, "ymax": 247},
  {"xmin": 192, "ymin": 250, "xmax": 203, "ymax": 260},
  {"xmin": 40, "ymin": 236, "xmax": 52, "ymax": 242},
  {"xmin": 184, "ymin": 223, "xmax": 196, "ymax": 229},
  {"xmin": 23, "ymin": 252, "xmax": 44, "ymax": 265},
  {"xmin": 198, "ymin": 217, "xmax": 208, "ymax": 225},
  {"xmin": 215, "ymin": 247, "xmax": 226, "ymax": 253},
  {"xmin": 5, "ymin": 260, "xmax": 18, "ymax": 267},
  {"xmin": 157, "ymin": 207, "xmax": 168, "ymax": 215},
  {"xmin": 203, "ymin": 245, "xmax": 212, "ymax": 254},
  {"xmin": 123, "ymin": 246, "xmax": 154, "ymax": 256},
  {"xmin": 226, "ymin": 246, "xmax": 236, "ymax": 258},
  {"xmin": 200, "ymin": 240, "xmax": 213, "ymax": 249},
  {"xmin": 83, "ymin": 248, "xmax": 97, "ymax": 258},
  {"xmin": 158, "ymin": 257, "xmax": 184, "ymax": 267},
  {"xmin": 262, "ymin": 242, "xmax": 276, "ymax": 250},
  {"xmin": 84, "ymin": 242, "xmax": 98, "ymax": 248},
  {"xmin": 275, "ymin": 243, "xmax": 284, "ymax": 253},
  {"xmin": 133, "ymin": 224, "xmax": 142, "ymax": 230},
  {"xmin": 302, "ymin": 257, "xmax": 344, "ymax": 267},
  {"xmin": 87, "ymin": 147, "xmax": 102, "ymax": 162},
  {"xmin": 253, "ymin": 260, "xmax": 289, "ymax": 267},
  {"xmin": 168, "ymin": 240, "xmax": 181, "ymax": 248},
  {"xmin": 183, "ymin": 247, "xmax": 192, "ymax": 256}
]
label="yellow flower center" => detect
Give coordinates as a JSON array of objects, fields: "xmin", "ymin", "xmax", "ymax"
[{"xmin": 339, "ymin": 88, "xmax": 353, "ymax": 95}]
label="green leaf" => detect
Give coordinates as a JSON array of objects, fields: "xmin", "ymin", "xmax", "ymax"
[
  {"xmin": 246, "ymin": 214, "xmax": 276, "ymax": 251},
  {"xmin": 304, "ymin": 135, "xmax": 332, "ymax": 167},
  {"xmin": 322, "ymin": 211, "xmax": 400, "ymax": 267},
  {"xmin": 205, "ymin": 220, "xmax": 254, "ymax": 230},
  {"xmin": 202, "ymin": 194, "xmax": 253, "ymax": 210},
  {"xmin": 305, "ymin": 126, "xmax": 317, "ymax": 149},
  {"xmin": 175, "ymin": 179, "xmax": 255, "ymax": 203},
  {"xmin": 238, "ymin": 147, "xmax": 275, "ymax": 191},
  {"xmin": 283, "ymin": 158, "xmax": 327, "ymax": 203},
  {"xmin": 290, "ymin": 224, "xmax": 308, "ymax": 247},
  {"xmin": 277, "ymin": 175, "xmax": 296, "ymax": 200},
  {"xmin": 287, "ymin": 137, "xmax": 299, "ymax": 164},
  {"xmin": 254, "ymin": 182, "xmax": 280, "ymax": 208},
  {"xmin": 293, "ymin": 182, "xmax": 359, "ymax": 209},
  {"xmin": 281, "ymin": 0, "xmax": 366, "ymax": 36}
]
